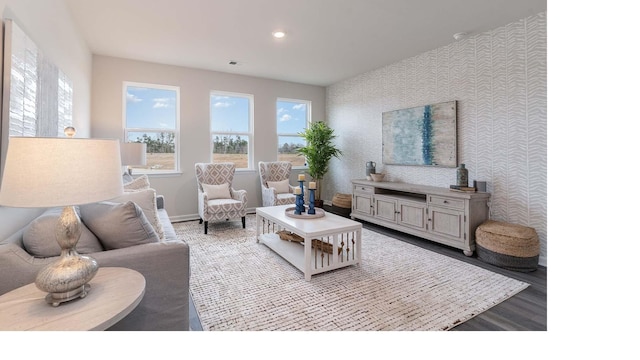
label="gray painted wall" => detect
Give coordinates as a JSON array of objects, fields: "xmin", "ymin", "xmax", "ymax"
[
  {"xmin": 325, "ymin": 12, "xmax": 547, "ymax": 265},
  {"xmin": 90, "ymin": 56, "xmax": 325, "ymax": 220}
]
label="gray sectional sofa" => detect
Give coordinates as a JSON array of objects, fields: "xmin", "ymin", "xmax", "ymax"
[{"xmin": 0, "ymin": 195, "xmax": 190, "ymax": 331}]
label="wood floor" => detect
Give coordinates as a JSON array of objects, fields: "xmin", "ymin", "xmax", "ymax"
[{"xmin": 189, "ymin": 206, "xmax": 547, "ymax": 331}]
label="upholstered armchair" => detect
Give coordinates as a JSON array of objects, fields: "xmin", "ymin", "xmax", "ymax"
[
  {"xmin": 195, "ymin": 162, "xmax": 247, "ymax": 234},
  {"xmin": 258, "ymin": 161, "xmax": 297, "ymax": 207}
]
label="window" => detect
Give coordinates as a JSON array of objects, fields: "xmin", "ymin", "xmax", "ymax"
[
  {"xmin": 277, "ymin": 98, "xmax": 310, "ymax": 166},
  {"xmin": 5, "ymin": 19, "xmax": 73, "ymax": 138},
  {"xmin": 123, "ymin": 82, "xmax": 180, "ymax": 174},
  {"xmin": 210, "ymin": 91, "xmax": 253, "ymax": 170}
]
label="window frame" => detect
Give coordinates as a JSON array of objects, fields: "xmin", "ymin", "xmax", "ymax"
[
  {"xmin": 209, "ymin": 90, "xmax": 254, "ymax": 171},
  {"xmin": 276, "ymin": 98, "xmax": 311, "ymax": 169},
  {"xmin": 122, "ymin": 81, "xmax": 181, "ymax": 175}
]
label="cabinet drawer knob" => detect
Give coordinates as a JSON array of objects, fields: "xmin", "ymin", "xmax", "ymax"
[{"xmin": 443, "ymin": 200, "xmax": 448, "ymax": 203}]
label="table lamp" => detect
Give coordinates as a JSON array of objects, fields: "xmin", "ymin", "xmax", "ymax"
[
  {"xmin": 120, "ymin": 142, "xmax": 147, "ymax": 175},
  {"xmin": 0, "ymin": 136, "xmax": 124, "ymax": 306}
]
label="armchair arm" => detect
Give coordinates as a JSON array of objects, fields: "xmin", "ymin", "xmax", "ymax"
[
  {"xmin": 231, "ymin": 188, "xmax": 248, "ymax": 206},
  {"xmin": 198, "ymin": 188, "xmax": 209, "ymax": 216}
]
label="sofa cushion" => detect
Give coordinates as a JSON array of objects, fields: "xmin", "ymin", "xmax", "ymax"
[
  {"xmin": 109, "ymin": 188, "xmax": 165, "ymax": 240},
  {"xmin": 202, "ymin": 183, "xmax": 231, "ymax": 199},
  {"xmin": 22, "ymin": 207, "xmax": 103, "ymax": 258},
  {"xmin": 79, "ymin": 201, "xmax": 160, "ymax": 250},
  {"xmin": 123, "ymin": 174, "xmax": 150, "ymax": 191},
  {"xmin": 267, "ymin": 179, "xmax": 290, "ymax": 194}
]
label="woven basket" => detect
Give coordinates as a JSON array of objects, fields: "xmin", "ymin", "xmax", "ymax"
[
  {"xmin": 332, "ymin": 193, "xmax": 352, "ymax": 209},
  {"xmin": 475, "ymin": 220, "xmax": 539, "ymax": 272}
]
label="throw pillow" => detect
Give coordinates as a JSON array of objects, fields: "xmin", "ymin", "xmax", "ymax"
[
  {"xmin": 108, "ymin": 188, "xmax": 165, "ymax": 240},
  {"xmin": 202, "ymin": 183, "xmax": 231, "ymax": 199},
  {"xmin": 23, "ymin": 207, "xmax": 103, "ymax": 258},
  {"xmin": 79, "ymin": 201, "xmax": 160, "ymax": 250},
  {"xmin": 267, "ymin": 179, "xmax": 290, "ymax": 194},
  {"xmin": 123, "ymin": 174, "xmax": 150, "ymax": 191}
]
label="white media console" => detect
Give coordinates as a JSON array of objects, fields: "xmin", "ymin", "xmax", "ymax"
[{"xmin": 351, "ymin": 179, "xmax": 490, "ymax": 256}]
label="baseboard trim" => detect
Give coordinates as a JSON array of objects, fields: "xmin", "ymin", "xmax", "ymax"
[
  {"xmin": 170, "ymin": 209, "xmax": 258, "ymax": 223},
  {"xmin": 170, "ymin": 214, "xmax": 199, "ymax": 223}
]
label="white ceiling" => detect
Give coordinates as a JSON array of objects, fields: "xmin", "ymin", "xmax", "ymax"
[{"xmin": 64, "ymin": 0, "xmax": 547, "ymax": 87}]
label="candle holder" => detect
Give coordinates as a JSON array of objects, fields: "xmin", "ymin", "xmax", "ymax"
[
  {"xmin": 308, "ymin": 188, "xmax": 316, "ymax": 215},
  {"xmin": 298, "ymin": 180, "xmax": 305, "ymax": 213},
  {"xmin": 294, "ymin": 193, "xmax": 305, "ymax": 215}
]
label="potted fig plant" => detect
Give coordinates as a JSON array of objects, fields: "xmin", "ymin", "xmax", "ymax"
[{"xmin": 296, "ymin": 121, "xmax": 342, "ymax": 208}]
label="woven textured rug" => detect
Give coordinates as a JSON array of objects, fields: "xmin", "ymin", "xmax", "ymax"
[{"xmin": 175, "ymin": 215, "xmax": 529, "ymax": 331}]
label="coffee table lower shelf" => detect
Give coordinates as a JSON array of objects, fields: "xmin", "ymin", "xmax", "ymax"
[{"xmin": 259, "ymin": 233, "xmax": 307, "ymax": 271}]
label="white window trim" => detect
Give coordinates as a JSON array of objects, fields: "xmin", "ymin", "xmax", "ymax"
[
  {"xmin": 123, "ymin": 81, "xmax": 181, "ymax": 175},
  {"xmin": 210, "ymin": 90, "xmax": 254, "ymax": 170},
  {"xmin": 277, "ymin": 98, "xmax": 311, "ymax": 169}
]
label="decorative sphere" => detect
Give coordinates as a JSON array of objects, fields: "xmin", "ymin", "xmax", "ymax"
[{"xmin": 64, "ymin": 126, "xmax": 76, "ymax": 137}]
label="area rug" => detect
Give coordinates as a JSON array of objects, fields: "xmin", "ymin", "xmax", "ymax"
[{"xmin": 175, "ymin": 215, "xmax": 529, "ymax": 331}]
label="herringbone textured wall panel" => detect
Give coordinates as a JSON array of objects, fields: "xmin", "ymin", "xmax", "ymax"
[{"xmin": 326, "ymin": 12, "xmax": 547, "ymax": 265}]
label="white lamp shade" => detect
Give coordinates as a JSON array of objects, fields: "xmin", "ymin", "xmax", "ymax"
[
  {"xmin": 0, "ymin": 137, "xmax": 124, "ymax": 208},
  {"xmin": 120, "ymin": 142, "xmax": 147, "ymax": 166}
]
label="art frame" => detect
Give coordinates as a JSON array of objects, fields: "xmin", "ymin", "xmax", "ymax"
[{"xmin": 382, "ymin": 100, "xmax": 457, "ymax": 167}]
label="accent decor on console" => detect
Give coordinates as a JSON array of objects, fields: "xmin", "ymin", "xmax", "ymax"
[
  {"xmin": 456, "ymin": 163, "xmax": 469, "ymax": 187},
  {"xmin": 382, "ymin": 100, "xmax": 457, "ymax": 167}
]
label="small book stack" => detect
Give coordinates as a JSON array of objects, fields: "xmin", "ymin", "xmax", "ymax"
[{"xmin": 449, "ymin": 185, "xmax": 476, "ymax": 192}]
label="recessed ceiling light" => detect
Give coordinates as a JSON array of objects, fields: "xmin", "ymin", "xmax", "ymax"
[{"xmin": 272, "ymin": 31, "xmax": 286, "ymax": 39}]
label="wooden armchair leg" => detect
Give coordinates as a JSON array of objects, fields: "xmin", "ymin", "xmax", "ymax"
[
  {"xmin": 204, "ymin": 221, "xmax": 208, "ymax": 234},
  {"xmin": 242, "ymin": 216, "xmax": 246, "ymax": 228}
]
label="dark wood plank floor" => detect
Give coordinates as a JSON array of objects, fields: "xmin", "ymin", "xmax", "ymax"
[{"xmin": 188, "ymin": 206, "xmax": 547, "ymax": 331}]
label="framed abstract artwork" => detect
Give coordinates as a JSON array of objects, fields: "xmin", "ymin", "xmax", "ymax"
[{"xmin": 382, "ymin": 100, "xmax": 457, "ymax": 167}]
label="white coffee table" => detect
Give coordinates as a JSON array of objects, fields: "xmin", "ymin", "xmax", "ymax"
[{"xmin": 256, "ymin": 205, "xmax": 362, "ymax": 281}]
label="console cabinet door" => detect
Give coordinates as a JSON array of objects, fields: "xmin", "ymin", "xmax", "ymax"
[
  {"xmin": 398, "ymin": 200, "xmax": 427, "ymax": 231},
  {"xmin": 374, "ymin": 196, "xmax": 397, "ymax": 222},
  {"xmin": 428, "ymin": 205, "xmax": 464, "ymax": 242},
  {"xmin": 352, "ymin": 193, "xmax": 373, "ymax": 216}
]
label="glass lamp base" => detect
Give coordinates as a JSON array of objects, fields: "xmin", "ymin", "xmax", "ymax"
[{"xmin": 34, "ymin": 206, "xmax": 99, "ymax": 306}]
